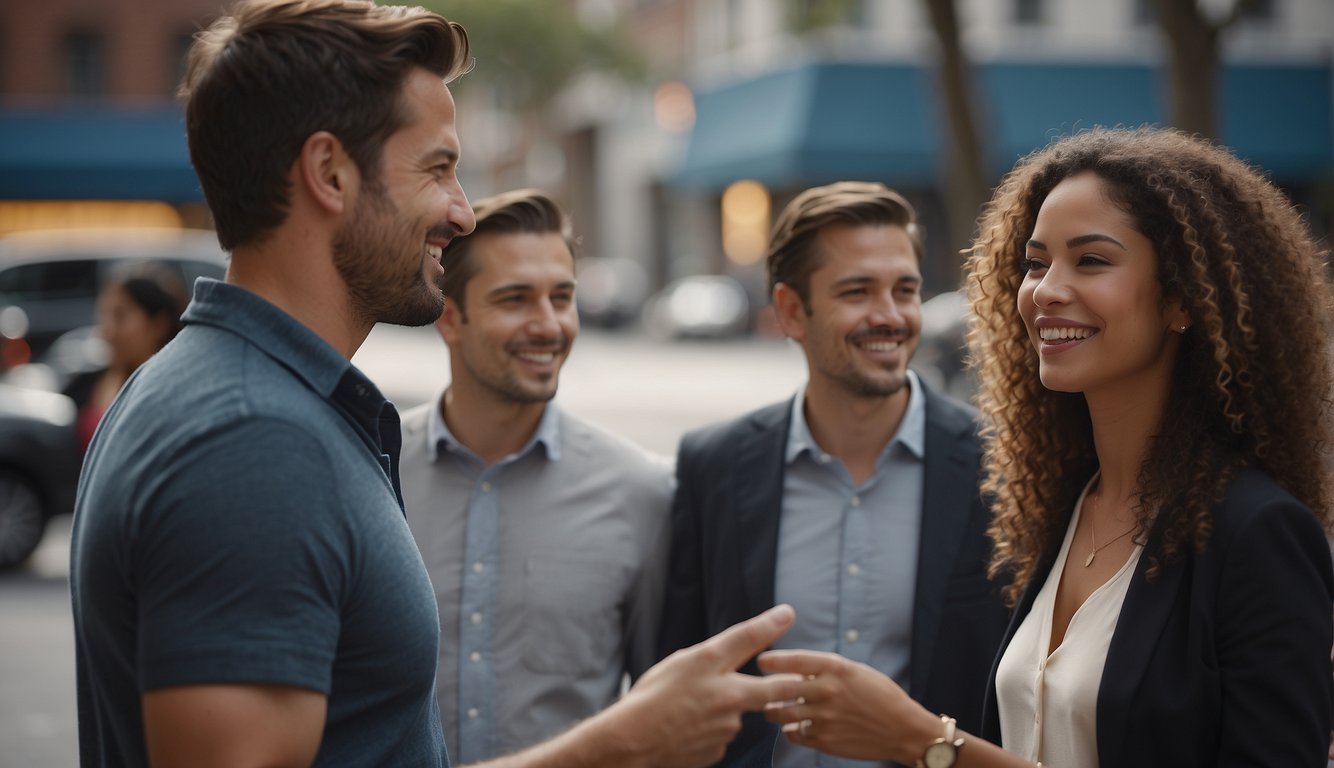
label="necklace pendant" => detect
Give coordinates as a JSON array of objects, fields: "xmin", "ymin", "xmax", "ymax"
[{"xmin": 1084, "ymin": 551, "xmax": 1096, "ymax": 568}]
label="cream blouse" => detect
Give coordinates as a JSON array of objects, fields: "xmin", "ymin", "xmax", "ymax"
[{"xmin": 994, "ymin": 475, "xmax": 1144, "ymax": 768}]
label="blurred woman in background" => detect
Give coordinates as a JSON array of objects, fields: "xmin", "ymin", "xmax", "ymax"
[{"xmin": 65, "ymin": 262, "xmax": 187, "ymax": 454}]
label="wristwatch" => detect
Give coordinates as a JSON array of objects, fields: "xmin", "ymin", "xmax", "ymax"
[{"xmin": 916, "ymin": 714, "xmax": 965, "ymax": 768}]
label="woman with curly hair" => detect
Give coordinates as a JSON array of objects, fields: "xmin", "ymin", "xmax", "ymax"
[{"xmin": 758, "ymin": 127, "xmax": 1334, "ymax": 767}]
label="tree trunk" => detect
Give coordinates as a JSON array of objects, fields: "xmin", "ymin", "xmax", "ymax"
[
  {"xmin": 921, "ymin": 0, "xmax": 989, "ymax": 287},
  {"xmin": 1153, "ymin": 0, "xmax": 1223, "ymax": 139}
]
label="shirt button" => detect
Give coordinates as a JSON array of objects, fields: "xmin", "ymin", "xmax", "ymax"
[
  {"xmin": 845, "ymin": 629, "xmax": 860, "ymax": 643},
  {"xmin": 470, "ymin": 651, "xmax": 481, "ymax": 663},
  {"xmin": 850, "ymin": 496, "xmax": 861, "ymax": 508},
  {"xmin": 820, "ymin": 453, "xmax": 832, "ymax": 464},
  {"xmin": 472, "ymin": 562, "xmax": 484, "ymax": 574},
  {"xmin": 848, "ymin": 563, "xmax": 860, "ymax": 576},
  {"xmin": 481, "ymin": 481, "xmax": 492, "ymax": 492},
  {"xmin": 470, "ymin": 612, "xmax": 482, "ymax": 625},
  {"xmin": 468, "ymin": 708, "xmax": 479, "ymax": 719}
]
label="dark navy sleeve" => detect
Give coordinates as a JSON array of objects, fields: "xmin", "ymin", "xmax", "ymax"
[{"xmin": 131, "ymin": 418, "xmax": 347, "ymax": 695}]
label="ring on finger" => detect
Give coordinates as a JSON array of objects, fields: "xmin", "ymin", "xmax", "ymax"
[{"xmin": 799, "ymin": 719, "xmax": 812, "ymax": 738}]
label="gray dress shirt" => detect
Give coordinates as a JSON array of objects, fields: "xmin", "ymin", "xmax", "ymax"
[
  {"xmin": 399, "ymin": 397, "xmax": 672, "ymax": 764},
  {"xmin": 772, "ymin": 372, "xmax": 926, "ymax": 768}
]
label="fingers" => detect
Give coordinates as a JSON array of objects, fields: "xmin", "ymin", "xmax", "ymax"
[
  {"xmin": 763, "ymin": 697, "xmax": 813, "ymax": 726},
  {"xmin": 697, "ymin": 604, "xmax": 795, "ymax": 672},
  {"xmin": 757, "ymin": 648, "xmax": 838, "ymax": 677},
  {"xmin": 728, "ymin": 671, "xmax": 804, "ymax": 712}
]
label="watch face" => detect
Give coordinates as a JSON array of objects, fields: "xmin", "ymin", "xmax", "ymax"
[{"xmin": 923, "ymin": 742, "xmax": 958, "ymax": 768}]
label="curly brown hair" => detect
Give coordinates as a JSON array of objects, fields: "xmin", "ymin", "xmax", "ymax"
[{"xmin": 965, "ymin": 127, "xmax": 1334, "ymax": 603}]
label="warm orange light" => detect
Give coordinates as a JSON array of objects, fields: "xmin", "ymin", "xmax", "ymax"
[
  {"xmin": 0, "ymin": 201, "xmax": 184, "ymax": 235},
  {"xmin": 720, "ymin": 180, "xmax": 770, "ymax": 266}
]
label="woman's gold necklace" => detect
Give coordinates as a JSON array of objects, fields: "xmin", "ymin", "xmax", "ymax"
[{"xmin": 1084, "ymin": 490, "xmax": 1137, "ymax": 568}]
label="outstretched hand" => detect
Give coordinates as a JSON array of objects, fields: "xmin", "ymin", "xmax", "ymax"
[
  {"xmin": 616, "ymin": 604, "xmax": 804, "ymax": 768},
  {"xmin": 758, "ymin": 649, "xmax": 939, "ymax": 765}
]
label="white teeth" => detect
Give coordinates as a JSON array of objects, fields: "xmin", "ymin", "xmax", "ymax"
[
  {"xmin": 860, "ymin": 340, "xmax": 901, "ymax": 352},
  {"xmin": 1039, "ymin": 327, "xmax": 1094, "ymax": 341},
  {"xmin": 425, "ymin": 244, "xmax": 443, "ymax": 260},
  {"xmin": 516, "ymin": 351, "xmax": 556, "ymax": 364}
]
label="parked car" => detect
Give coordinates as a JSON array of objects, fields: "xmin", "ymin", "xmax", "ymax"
[
  {"xmin": 642, "ymin": 275, "xmax": 752, "ymax": 339},
  {"xmin": 0, "ymin": 228, "xmax": 228, "ymax": 359},
  {"xmin": 0, "ymin": 383, "xmax": 80, "ymax": 569},
  {"xmin": 914, "ymin": 290, "xmax": 975, "ymax": 403}
]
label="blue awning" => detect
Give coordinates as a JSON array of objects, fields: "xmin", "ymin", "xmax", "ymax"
[
  {"xmin": 0, "ymin": 106, "xmax": 202, "ymax": 202},
  {"xmin": 675, "ymin": 60, "xmax": 1333, "ymax": 188}
]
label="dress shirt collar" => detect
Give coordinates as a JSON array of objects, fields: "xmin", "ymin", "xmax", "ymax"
[
  {"xmin": 428, "ymin": 393, "xmax": 562, "ymax": 464},
  {"xmin": 785, "ymin": 368, "xmax": 926, "ymax": 466}
]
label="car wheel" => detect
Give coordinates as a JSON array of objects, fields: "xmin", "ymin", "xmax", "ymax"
[{"xmin": 0, "ymin": 470, "xmax": 46, "ymax": 569}]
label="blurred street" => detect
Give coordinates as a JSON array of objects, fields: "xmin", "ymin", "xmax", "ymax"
[{"xmin": 0, "ymin": 326, "xmax": 807, "ymax": 767}]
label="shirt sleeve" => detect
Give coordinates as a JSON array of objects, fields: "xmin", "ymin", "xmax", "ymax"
[
  {"xmin": 130, "ymin": 417, "xmax": 348, "ymax": 695},
  {"xmin": 1215, "ymin": 495, "xmax": 1334, "ymax": 765}
]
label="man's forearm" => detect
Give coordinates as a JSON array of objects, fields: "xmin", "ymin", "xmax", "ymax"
[{"xmin": 464, "ymin": 705, "xmax": 647, "ymax": 768}]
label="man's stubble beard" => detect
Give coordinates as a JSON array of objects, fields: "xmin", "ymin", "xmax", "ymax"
[{"xmin": 333, "ymin": 181, "xmax": 444, "ymax": 329}]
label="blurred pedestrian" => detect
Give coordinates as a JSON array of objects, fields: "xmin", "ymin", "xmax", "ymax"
[
  {"xmin": 400, "ymin": 189, "xmax": 672, "ymax": 762},
  {"xmin": 69, "ymin": 1, "xmax": 798, "ymax": 766},
  {"xmin": 63, "ymin": 261, "xmax": 187, "ymax": 454},
  {"xmin": 660, "ymin": 181, "xmax": 1009, "ymax": 767},
  {"xmin": 759, "ymin": 127, "xmax": 1334, "ymax": 768}
]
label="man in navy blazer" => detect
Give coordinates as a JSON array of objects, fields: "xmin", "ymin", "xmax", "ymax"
[{"xmin": 659, "ymin": 182, "xmax": 1010, "ymax": 768}]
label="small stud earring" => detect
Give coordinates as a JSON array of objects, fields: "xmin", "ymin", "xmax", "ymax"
[{"xmin": 1178, "ymin": 325, "xmax": 1187, "ymax": 333}]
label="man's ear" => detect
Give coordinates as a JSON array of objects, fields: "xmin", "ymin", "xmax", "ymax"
[
  {"xmin": 435, "ymin": 296, "xmax": 464, "ymax": 344},
  {"xmin": 772, "ymin": 282, "xmax": 808, "ymax": 342},
  {"xmin": 295, "ymin": 130, "xmax": 358, "ymax": 216}
]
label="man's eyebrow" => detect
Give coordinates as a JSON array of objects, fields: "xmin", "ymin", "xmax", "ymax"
[
  {"xmin": 422, "ymin": 147, "xmax": 458, "ymax": 165},
  {"xmin": 487, "ymin": 282, "xmax": 532, "ymax": 296},
  {"xmin": 831, "ymin": 274, "xmax": 875, "ymax": 288}
]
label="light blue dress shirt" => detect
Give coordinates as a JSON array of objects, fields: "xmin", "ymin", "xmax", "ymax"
[
  {"xmin": 437, "ymin": 404, "xmax": 561, "ymax": 763},
  {"xmin": 771, "ymin": 371, "xmax": 926, "ymax": 768},
  {"xmin": 402, "ymin": 399, "xmax": 671, "ymax": 764}
]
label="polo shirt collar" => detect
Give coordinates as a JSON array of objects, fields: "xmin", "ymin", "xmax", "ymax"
[
  {"xmin": 180, "ymin": 278, "xmax": 389, "ymax": 422},
  {"xmin": 785, "ymin": 369, "xmax": 926, "ymax": 466}
]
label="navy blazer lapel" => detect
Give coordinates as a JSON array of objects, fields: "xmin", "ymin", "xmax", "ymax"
[
  {"xmin": 1096, "ymin": 524, "xmax": 1188, "ymax": 767},
  {"xmin": 733, "ymin": 400, "xmax": 791, "ymax": 622},
  {"xmin": 910, "ymin": 387, "xmax": 980, "ymax": 696}
]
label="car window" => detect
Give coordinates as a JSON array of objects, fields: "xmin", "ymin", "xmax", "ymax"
[{"xmin": 0, "ymin": 260, "xmax": 99, "ymax": 302}]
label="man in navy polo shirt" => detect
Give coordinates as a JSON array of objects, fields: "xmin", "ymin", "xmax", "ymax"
[{"xmin": 69, "ymin": 1, "xmax": 798, "ymax": 767}]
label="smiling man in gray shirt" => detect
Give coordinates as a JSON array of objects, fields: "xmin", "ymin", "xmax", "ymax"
[{"xmin": 400, "ymin": 189, "xmax": 672, "ymax": 764}]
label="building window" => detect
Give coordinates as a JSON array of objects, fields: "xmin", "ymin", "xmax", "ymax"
[
  {"xmin": 788, "ymin": 0, "xmax": 864, "ymax": 32},
  {"xmin": 1015, "ymin": 0, "xmax": 1043, "ymax": 24},
  {"xmin": 1136, "ymin": 0, "xmax": 1275, "ymax": 26},
  {"xmin": 64, "ymin": 31, "xmax": 104, "ymax": 98}
]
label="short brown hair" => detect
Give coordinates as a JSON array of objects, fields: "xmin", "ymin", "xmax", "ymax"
[
  {"xmin": 180, "ymin": 0, "xmax": 470, "ymax": 250},
  {"xmin": 439, "ymin": 188, "xmax": 575, "ymax": 318},
  {"xmin": 766, "ymin": 181, "xmax": 924, "ymax": 310}
]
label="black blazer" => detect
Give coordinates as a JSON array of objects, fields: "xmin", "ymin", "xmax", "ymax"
[
  {"xmin": 982, "ymin": 468, "xmax": 1334, "ymax": 767},
  {"xmin": 659, "ymin": 381, "xmax": 1010, "ymax": 766}
]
